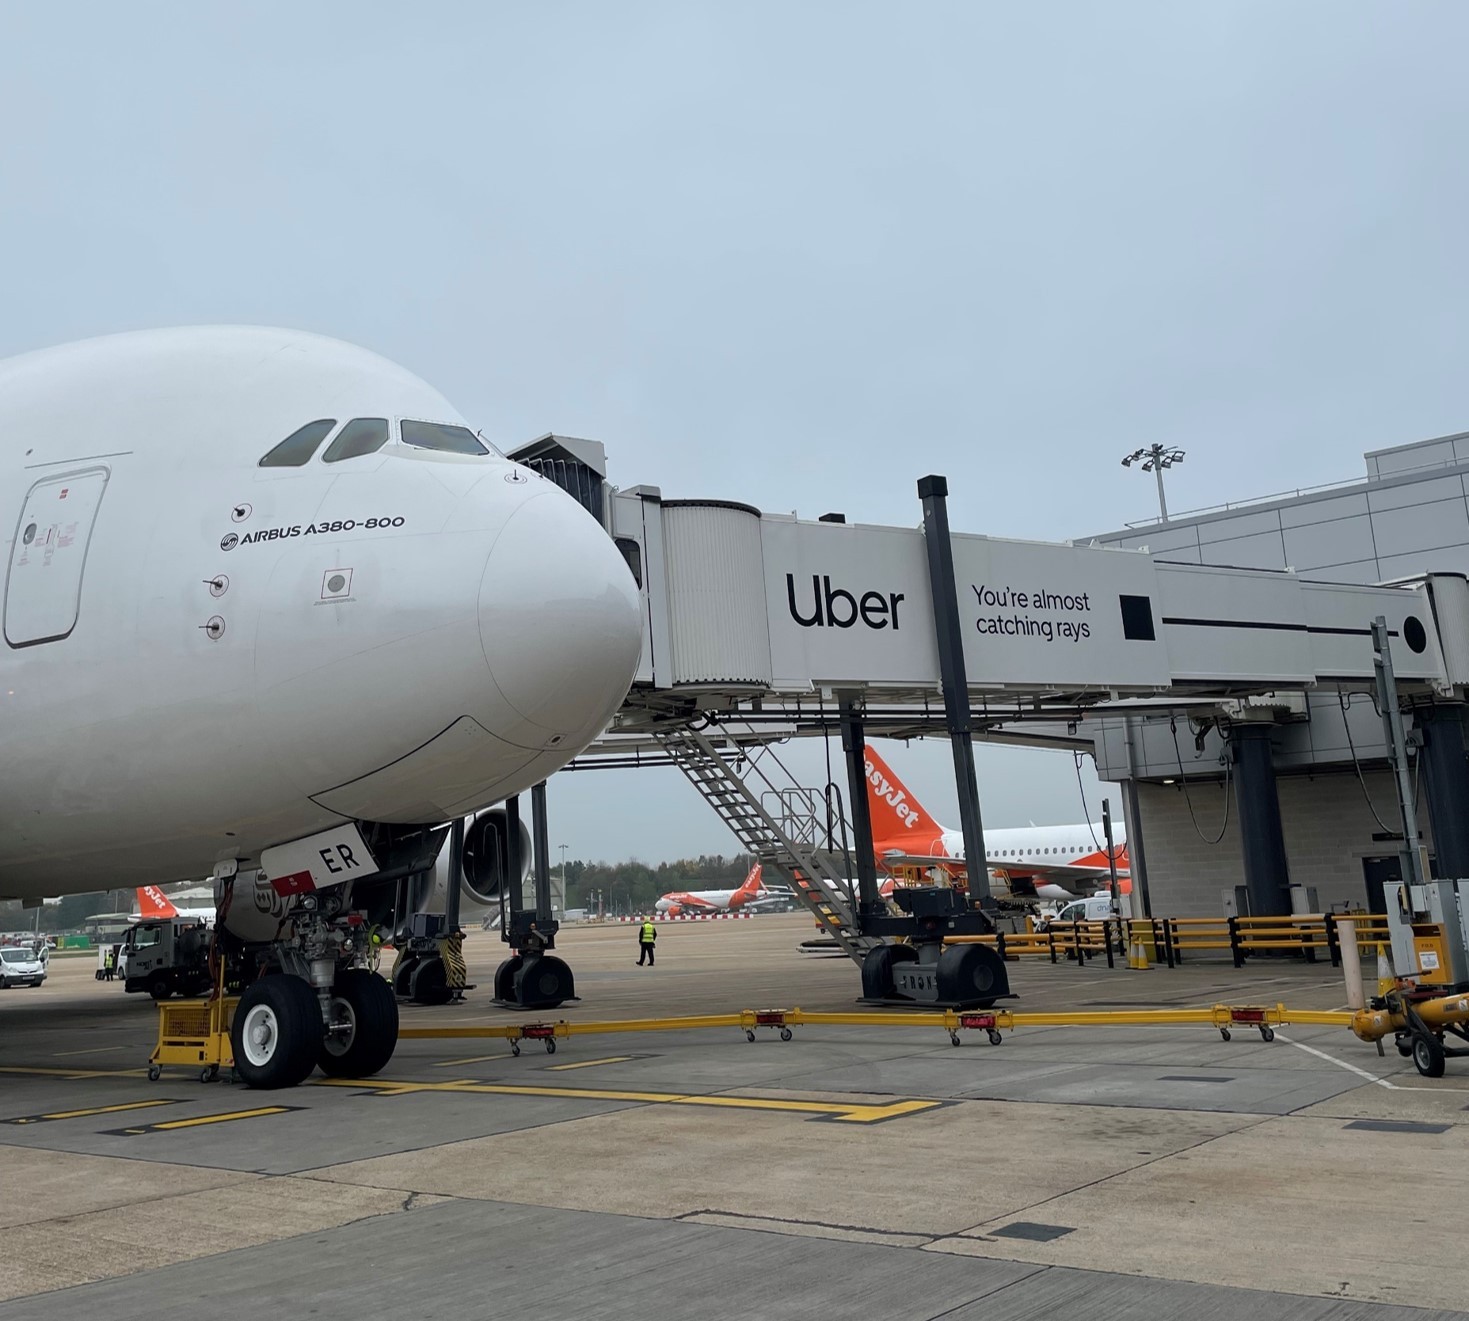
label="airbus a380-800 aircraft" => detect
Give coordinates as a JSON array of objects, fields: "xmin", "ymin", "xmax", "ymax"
[{"xmin": 0, "ymin": 326, "xmax": 642, "ymax": 1086}]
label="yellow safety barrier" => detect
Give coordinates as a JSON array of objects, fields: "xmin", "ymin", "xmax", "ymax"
[{"xmin": 398, "ymin": 1002, "xmax": 1356, "ymax": 1055}]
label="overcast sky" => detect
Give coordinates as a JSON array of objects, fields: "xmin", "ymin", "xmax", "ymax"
[{"xmin": 4, "ymin": 4, "xmax": 1467, "ymax": 863}]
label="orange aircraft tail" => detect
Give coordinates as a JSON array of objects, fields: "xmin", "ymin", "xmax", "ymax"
[
  {"xmin": 731, "ymin": 863, "xmax": 763, "ymax": 905},
  {"xmin": 863, "ymin": 745, "xmax": 944, "ymax": 843},
  {"xmin": 136, "ymin": 886, "xmax": 179, "ymax": 919}
]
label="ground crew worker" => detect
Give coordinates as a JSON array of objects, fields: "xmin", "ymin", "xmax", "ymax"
[
  {"xmin": 102, "ymin": 945, "xmax": 116, "ymax": 981},
  {"xmin": 440, "ymin": 926, "xmax": 467, "ymax": 1003},
  {"xmin": 637, "ymin": 917, "xmax": 657, "ymax": 967},
  {"xmin": 366, "ymin": 926, "xmax": 386, "ymax": 974}
]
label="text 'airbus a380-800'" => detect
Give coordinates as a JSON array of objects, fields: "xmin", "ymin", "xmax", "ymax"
[{"xmin": 0, "ymin": 327, "xmax": 643, "ymax": 1087}]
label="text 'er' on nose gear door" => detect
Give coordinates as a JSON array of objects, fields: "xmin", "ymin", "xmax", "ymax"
[{"xmin": 5, "ymin": 466, "xmax": 110, "ymax": 648}]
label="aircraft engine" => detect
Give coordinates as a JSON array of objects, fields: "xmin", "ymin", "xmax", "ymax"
[{"xmin": 458, "ymin": 807, "xmax": 533, "ymax": 906}]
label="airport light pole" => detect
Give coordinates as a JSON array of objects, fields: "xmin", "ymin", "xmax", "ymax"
[{"xmin": 1121, "ymin": 444, "xmax": 1185, "ymax": 524}]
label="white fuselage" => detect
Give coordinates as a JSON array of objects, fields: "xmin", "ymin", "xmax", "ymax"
[{"xmin": 0, "ymin": 327, "xmax": 642, "ymax": 900}]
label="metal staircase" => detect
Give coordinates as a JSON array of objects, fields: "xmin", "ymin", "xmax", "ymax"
[{"xmin": 653, "ymin": 727, "xmax": 880, "ymax": 963}]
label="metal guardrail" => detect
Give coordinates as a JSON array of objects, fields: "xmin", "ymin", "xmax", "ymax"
[{"xmin": 945, "ymin": 913, "xmax": 1393, "ymax": 971}]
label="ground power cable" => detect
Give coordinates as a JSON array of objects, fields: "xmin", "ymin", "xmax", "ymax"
[
  {"xmin": 1337, "ymin": 691, "xmax": 1403, "ymax": 837},
  {"xmin": 1170, "ymin": 716, "xmax": 1232, "ymax": 845}
]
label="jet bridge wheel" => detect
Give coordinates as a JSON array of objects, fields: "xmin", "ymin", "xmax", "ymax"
[
  {"xmin": 318, "ymin": 969, "xmax": 400, "ymax": 1078},
  {"xmin": 410, "ymin": 955, "xmax": 453, "ymax": 1006},
  {"xmin": 231, "ymin": 975, "xmax": 323, "ymax": 1090},
  {"xmin": 860, "ymin": 943, "xmax": 918, "ymax": 1000}
]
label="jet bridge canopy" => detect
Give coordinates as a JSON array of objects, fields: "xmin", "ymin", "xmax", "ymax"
[{"xmin": 605, "ymin": 489, "xmax": 1462, "ymax": 719}]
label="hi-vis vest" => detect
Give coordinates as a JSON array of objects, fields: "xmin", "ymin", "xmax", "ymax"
[{"xmin": 640, "ymin": 921, "xmax": 657, "ymax": 942}]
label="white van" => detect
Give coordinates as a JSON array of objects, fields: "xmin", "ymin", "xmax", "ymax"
[{"xmin": 1046, "ymin": 895, "xmax": 1124, "ymax": 926}]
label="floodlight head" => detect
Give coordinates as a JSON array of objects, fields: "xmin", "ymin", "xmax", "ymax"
[
  {"xmin": 1141, "ymin": 459, "xmax": 1155, "ymax": 472},
  {"xmin": 1121, "ymin": 456, "xmax": 1132, "ymax": 467}
]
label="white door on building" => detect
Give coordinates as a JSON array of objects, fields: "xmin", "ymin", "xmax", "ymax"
[{"xmin": 5, "ymin": 467, "xmax": 110, "ymax": 648}]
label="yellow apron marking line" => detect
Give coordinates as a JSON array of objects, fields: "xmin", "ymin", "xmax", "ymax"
[
  {"xmin": 102, "ymin": 1106, "xmax": 299, "ymax": 1136},
  {"xmin": 0, "ymin": 1065, "xmax": 149, "ymax": 1081},
  {"xmin": 51, "ymin": 1046, "xmax": 126, "ymax": 1057},
  {"xmin": 5, "ymin": 1099, "xmax": 179, "ymax": 1125},
  {"xmin": 431, "ymin": 1055, "xmax": 507, "ymax": 1068},
  {"xmin": 545, "ymin": 1056, "xmax": 637, "ymax": 1072},
  {"xmin": 314, "ymin": 1076, "xmax": 940, "ymax": 1124}
]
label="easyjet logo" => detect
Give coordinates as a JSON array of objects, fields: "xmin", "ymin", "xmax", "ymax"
[{"xmin": 865, "ymin": 758, "xmax": 920, "ymax": 828}]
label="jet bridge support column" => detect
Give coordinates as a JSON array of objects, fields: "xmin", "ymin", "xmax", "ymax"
[
  {"xmin": 917, "ymin": 473, "xmax": 992, "ymax": 911},
  {"xmin": 1417, "ymin": 704, "xmax": 1469, "ymax": 880},
  {"xmin": 838, "ymin": 695, "xmax": 885, "ymax": 926},
  {"xmin": 1229, "ymin": 723, "xmax": 1291, "ymax": 918}
]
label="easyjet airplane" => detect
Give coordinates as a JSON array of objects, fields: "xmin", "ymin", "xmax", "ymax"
[
  {"xmin": 132, "ymin": 886, "xmax": 215, "ymax": 927},
  {"xmin": 864, "ymin": 745, "xmax": 1128, "ymax": 903},
  {"xmin": 656, "ymin": 864, "xmax": 767, "ymax": 916},
  {"xmin": 0, "ymin": 326, "xmax": 643, "ymax": 1087}
]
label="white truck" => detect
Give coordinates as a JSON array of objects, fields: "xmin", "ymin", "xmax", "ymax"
[{"xmin": 118, "ymin": 918, "xmax": 213, "ymax": 1000}]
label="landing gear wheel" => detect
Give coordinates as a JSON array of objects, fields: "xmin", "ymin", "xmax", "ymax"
[
  {"xmin": 1412, "ymin": 1032, "xmax": 1446, "ymax": 1079},
  {"xmin": 779, "ymin": 1027, "xmax": 793, "ymax": 1042},
  {"xmin": 988, "ymin": 1029, "xmax": 1003, "ymax": 1046},
  {"xmin": 1260, "ymin": 1027, "xmax": 1275, "ymax": 1043},
  {"xmin": 545, "ymin": 1039, "xmax": 557, "ymax": 1055},
  {"xmin": 1220, "ymin": 1028, "xmax": 1232, "ymax": 1042},
  {"xmin": 149, "ymin": 977, "xmax": 172, "ymax": 1001},
  {"xmin": 409, "ymin": 955, "xmax": 452, "ymax": 1006},
  {"xmin": 147, "ymin": 1064, "xmax": 162, "ymax": 1082},
  {"xmin": 231, "ymin": 975, "xmax": 322, "ymax": 1089},
  {"xmin": 318, "ymin": 968, "xmax": 400, "ymax": 1078},
  {"xmin": 745, "ymin": 1030, "xmax": 756, "ymax": 1043}
]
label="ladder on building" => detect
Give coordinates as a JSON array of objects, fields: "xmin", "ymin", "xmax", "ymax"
[{"xmin": 652, "ymin": 727, "xmax": 881, "ymax": 963}]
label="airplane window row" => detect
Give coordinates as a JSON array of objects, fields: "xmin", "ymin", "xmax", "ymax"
[{"xmin": 259, "ymin": 418, "xmax": 490, "ymax": 468}]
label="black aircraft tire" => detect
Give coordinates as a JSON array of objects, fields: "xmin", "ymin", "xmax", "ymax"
[
  {"xmin": 231, "ymin": 976, "xmax": 322, "ymax": 1089},
  {"xmin": 410, "ymin": 955, "xmax": 453, "ymax": 1006},
  {"xmin": 318, "ymin": 969, "xmax": 400, "ymax": 1078}
]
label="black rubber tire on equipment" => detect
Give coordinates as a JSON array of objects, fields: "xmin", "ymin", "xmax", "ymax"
[
  {"xmin": 494, "ymin": 956, "xmax": 524, "ymax": 1003},
  {"xmin": 149, "ymin": 977, "xmax": 172, "ymax": 1001},
  {"xmin": 860, "ymin": 943, "xmax": 919, "ymax": 1000},
  {"xmin": 1413, "ymin": 1032, "xmax": 1446, "ymax": 1079},
  {"xmin": 410, "ymin": 955, "xmax": 453, "ymax": 1006},
  {"xmin": 514, "ymin": 954, "xmax": 574, "ymax": 1010},
  {"xmin": 230, "ymin": 975, "xmax": 323, "ymax": 1090},
  {"xmin": 392, "ymin": 954, "xmax": 420, "ymax": 998},
  {"xmin": 935, "ymin": 944, "xmax": 1011, "ymax": 1008},
  {"xmin": 318, "ymin": 969, "xmax": 400, "ymax": 1078}
]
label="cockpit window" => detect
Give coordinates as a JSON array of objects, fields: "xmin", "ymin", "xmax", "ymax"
[
  {"xmin": 258, "ymin": 419, "xmax": 336, "ymax": 468},
  {"xmin": 400, "ymin": 419, "xmax": 489, "ymax": 456},
  {"xmin": 322, "ymin": 418, "xmax": 391, "ymax": 463}
]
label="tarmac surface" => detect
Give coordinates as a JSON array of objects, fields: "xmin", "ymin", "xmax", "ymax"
[{"xmin": 1, "ymin": 913, "xmax": 1467, "ymax": 1319}]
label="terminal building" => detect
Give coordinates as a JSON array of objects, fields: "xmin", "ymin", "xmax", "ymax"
[{"xmin": 1085, "ymin": 431, "xmax": 1469, "ymax": 919}]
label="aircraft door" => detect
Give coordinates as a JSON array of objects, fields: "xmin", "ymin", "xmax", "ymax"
[{"xmin": 4, "ymin": 466, "xmax": 110, "ymax": 648}]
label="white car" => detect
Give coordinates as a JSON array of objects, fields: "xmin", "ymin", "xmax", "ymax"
[{"xmin": 0, "ymin": 947, "xmax": 46, "ymax": 988}]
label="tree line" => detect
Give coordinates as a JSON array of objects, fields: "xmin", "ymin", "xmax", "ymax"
[{"xmin": 559, "ymin": 854, "xmax": 756, "ymax": 915}]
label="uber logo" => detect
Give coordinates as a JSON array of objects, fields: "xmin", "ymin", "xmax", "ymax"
[{"xmin": 786, "ymin": 574, "xmax": 905, "ymax": 630}]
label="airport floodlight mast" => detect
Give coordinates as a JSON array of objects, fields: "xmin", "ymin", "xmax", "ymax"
[{"xmin": 1121, "ymin": 444, "xmax": 1185, "ymax": 523}]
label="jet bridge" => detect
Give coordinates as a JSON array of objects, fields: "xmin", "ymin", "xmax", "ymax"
[{"xmin": 515, "ymin": 441, "xmax": 1469, "ymax": 1000}]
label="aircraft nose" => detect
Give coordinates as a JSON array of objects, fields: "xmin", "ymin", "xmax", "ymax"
[{"xmin": 479, "ymin": 489, "xmax": 642, "ymax": 747}]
